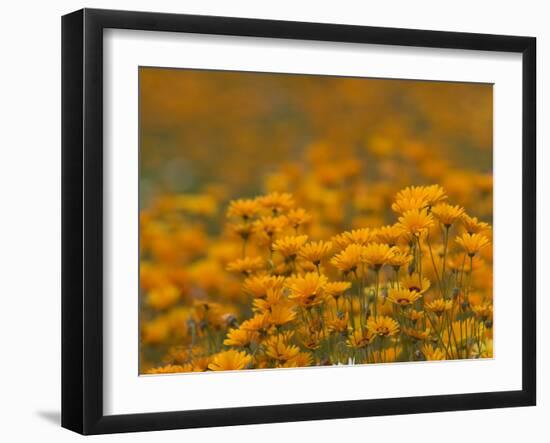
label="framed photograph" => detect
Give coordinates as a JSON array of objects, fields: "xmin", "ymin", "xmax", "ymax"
[{"xmin": 61, "ymin": 8, "xmax": 536, "ymax": 435}]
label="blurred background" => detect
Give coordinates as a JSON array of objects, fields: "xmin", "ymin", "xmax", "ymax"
[{"xmin": 140, "ymin": 68, "xmax": 492, "ymax": 213}]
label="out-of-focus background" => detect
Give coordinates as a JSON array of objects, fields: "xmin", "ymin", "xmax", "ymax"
[{"xmin": 140, "ymin": 68, "xmax": 492, "ymax": 209}]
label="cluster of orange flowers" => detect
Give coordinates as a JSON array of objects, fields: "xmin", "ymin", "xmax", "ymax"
[
  {"xmin": 139, "ymin": 69, "xmax": 493, "ymax": 374},
  {"xmin": 141, "ymin": 181, "xmax": 493, "ymax": 373}
]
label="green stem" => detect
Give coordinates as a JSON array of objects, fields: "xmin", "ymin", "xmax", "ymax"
[
  {"xmin": 441, "ymin": 226, "xmax": 450, "ymax": 297},
  {"xmin": 373, "ymin": 268, "xmax": 380, "ymax": 318},
  {"xmin": 426, "ymin": 233, "xmax": 443, "ymax": 297}
]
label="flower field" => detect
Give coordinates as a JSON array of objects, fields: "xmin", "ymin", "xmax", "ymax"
[{"xmin": 139, "ymin": 68, "xmax": 493, "ymax": 373}]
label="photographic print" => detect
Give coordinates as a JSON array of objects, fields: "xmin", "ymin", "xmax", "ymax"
[{"xmin": 139, "ymin": 67, "xmax": 494, "ymax": 374}]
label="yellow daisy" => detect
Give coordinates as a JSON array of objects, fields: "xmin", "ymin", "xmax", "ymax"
[
  {"xmin": 286, "ymin": 208, "xmax": 313, "ymax": 230},
  {"xmin": 252, "ymin": 287, "xmax": 285, "ymax": 312},
  {"xmin": 253, "ymin": 215, "xmax": 288, "ymax": 242},
  {"xmin": 240, "ymin": 313, "xmax": 271, "ymax": 334},
  {"xmin": 224, "ymin": 328, "xmax": 259, "ymax": 348},
  {"xmin": 425, "ymin": 298, "xmax": 453, "ymax": 316},
  {"xmin": 324, "ymin": 281, "xmax": 352, "ymax": 301},
  {"xmin": 362, "ymin": 243, "xmax": 398, "ymax": 269},
  {"xmin": 461, "ymin": 214, "xmax": 490, "ymax": 235},
  {"xmin": 343, "ymin": 228, "xmax": 376, "ymax": 246},
  {"xmin": 208, "ymin": 350, "xmax": 253, "ymax": 371},
  {"xmin": 392, "ymin": 185, "xmax": 447, "ymax": 213},
  {"xmin": 281, "ymin": 352, "xmax": 314, "ymax": 368},
  {"xmin": 272, "ymin": 235, "xmax": 309, "ymax": 260},
  {"xmin": 397, "ymin": 209, "xmax": 434, "ymax": 237},
  {"xmin": 145, "ymin": 364, "xmax": 186, "ymax": 374},
  {"xmin": 387, "ymin": 286, "xmax": 422, "ymax": 307},
  {"xmin": 231, "ymin": 222, "xmax": 254, "ymax": 240},
  {"xmin": 367, "ymin": 315, "xmax": 400, "ymax": 338},
  {"xmin": 267, "ymin": 302, "xmax": 297, "ymax": 327},
  {"xmin": 387, "ymin": 248, "xmax": 413, "ymax": 270},
  {"xmin": 330, "ymin": 244, "xmax": 365, "ymax": 275},
  {"xmin": 455, "ymin": 233, "xmax": 491, "ymax": 257},
  {"xmin": 404, "ymin": 309, "xmax": 425, "ymax": 323},
  {"xmin": 264, "ymin": 336, "xmax": 301, "ymax": 364},
  {"xmin": 391, "ymin": 197, "xmax": 427, "ymax": 214},
  {"xmin": 375, "ymin": 224, "xmax": 405, "ymax": 246},
  {"xmin": 403, "ymin": 327, "xmax": 431, "ymax": 342},
  {"xmin": 286, "ymin": 272, "xmax": 328, "ymax": 308},
  {"xmin": 327, "ymin": 313, "xmax": 349, "ymax": 334},
  {"xmin": 258, "ymin": 192, "xmax": 295, "ymax": 215},
  {"xmin": 346, "ymin": 329, "xmax": 375, "ymax": 349},
  {"xmin": 243, "ymin": 274, "xmax": 286, "ymax": 299},
  {"xmin": 399, "ymin": 273, "xmax": 431, "ymax": 294},
  {"xmin": 227, "ymin": 198, "xmax": 261, "ymax": 220},
  {"xmin": 421, "ymin": 344, "xmax": 446, "ymax": 361},
  {"xmin": 298, "ymin": 240, "xmax": 333, "ymax": 266},
  {"xmin": 226, "ymin": 256, "xmax": 264, "ymax": 276},
  {"xmin": 431, "ymin": 203, "xmax": 465, "ymax": 227}
]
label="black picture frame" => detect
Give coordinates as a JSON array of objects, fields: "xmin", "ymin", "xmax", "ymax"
[{"xmin": 61, "ymin": 8, "xmax": 537, "ymax": 435}]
